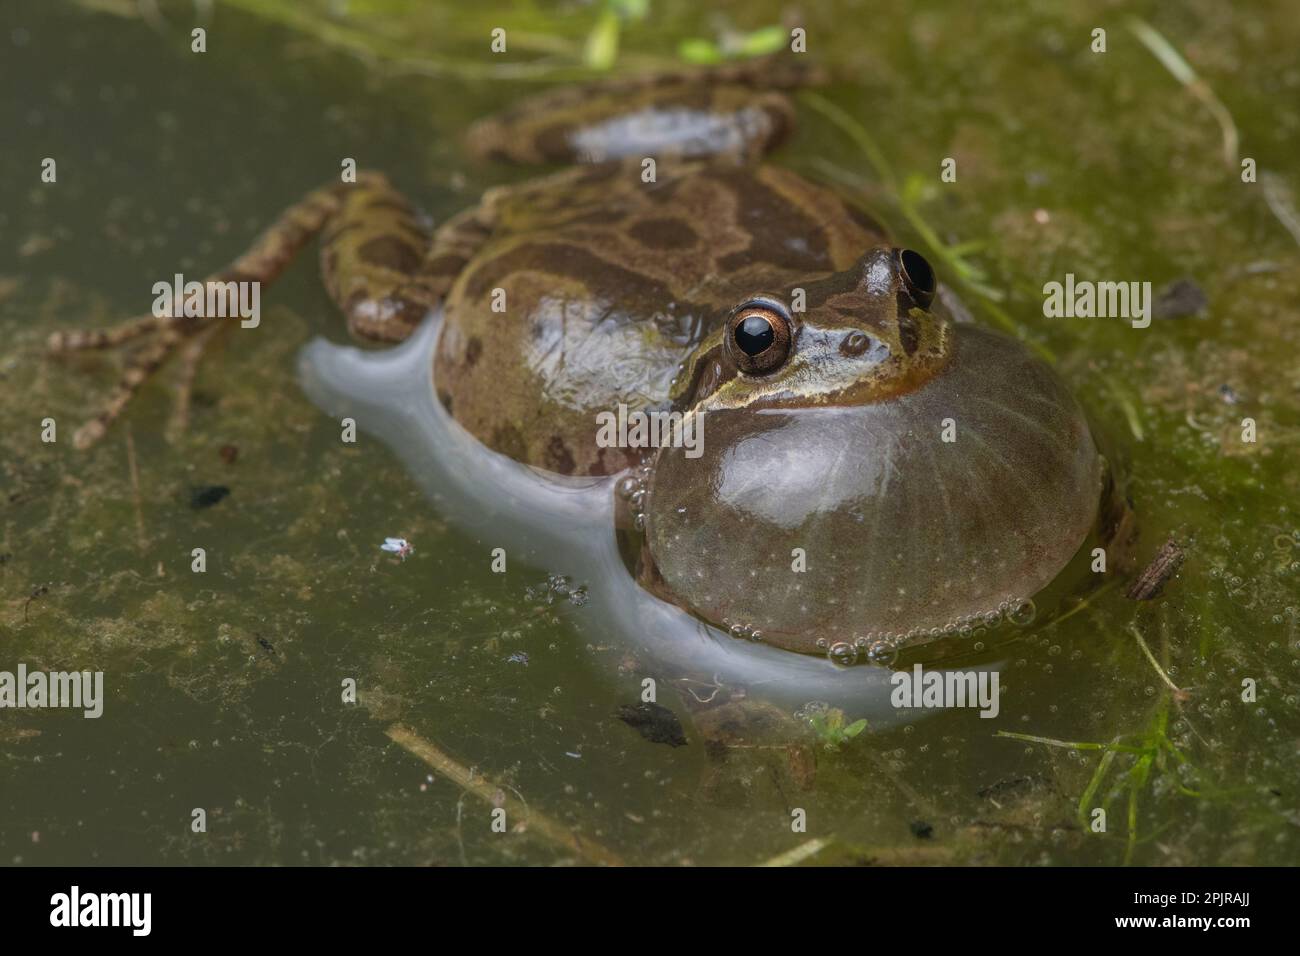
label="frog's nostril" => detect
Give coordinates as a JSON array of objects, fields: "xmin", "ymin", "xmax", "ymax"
[{"xmin": 840, "ymin": 330, "xmax": 873, "ymax": 357}]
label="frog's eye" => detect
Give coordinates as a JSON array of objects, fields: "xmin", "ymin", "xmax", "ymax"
[
  {"xmin": 726, "ymin": 298, "xmax": 793, "ymax": 376},
  {"xmin": 898, "ymin": 248, "xmax": 936, "ymax": 310}
]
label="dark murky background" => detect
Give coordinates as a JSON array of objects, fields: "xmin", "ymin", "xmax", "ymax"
[{"xmin": 0, "ymin": 0, "xmax": 1297, "ymax": 865}]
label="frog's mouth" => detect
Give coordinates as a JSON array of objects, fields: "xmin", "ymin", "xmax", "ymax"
[{"xmin": 692, "ymin": 318, "xmax": 952, "ymax": 417}]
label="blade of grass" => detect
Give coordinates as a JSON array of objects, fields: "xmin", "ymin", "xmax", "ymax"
[{"xmin": 1127, "ymin": 17, "xmax": 1238, "ymax": 170}]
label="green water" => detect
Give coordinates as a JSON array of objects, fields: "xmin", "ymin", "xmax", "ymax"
[{"xmin": 0, "ymin": 0, "xmax": 1297, "ymax": 865}]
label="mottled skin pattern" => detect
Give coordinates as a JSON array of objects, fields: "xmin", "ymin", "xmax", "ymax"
[{"xmin": 433, "ymin": 160, "xmax": 891, "ymax": 474}]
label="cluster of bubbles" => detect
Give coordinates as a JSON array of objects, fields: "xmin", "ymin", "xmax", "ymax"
[
  {"xmin": 525, "ymin": 573, "xmax": 589, "ymax": 608},
  {"xmin": 806, "ymin": 596, "xmax": 1040, "ymax": 668},
  {"xmin": 615, "ymin": 462, "xmax": 655, "ymax": 531},
  {"xmin": 715, "ymin": 597, "xmax": 1039, "ymax": 666},
  {"xmin": 793, "ymin": 700, "xmax": 831, "ymax": 723},
  {"xmin": 724, "ymin": 620, "xmax": 764, "ymax": 643}
]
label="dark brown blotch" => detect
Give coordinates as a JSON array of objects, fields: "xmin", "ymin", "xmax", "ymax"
[
  {"xmin": 358, "ymin": 235, "xmax": 423, "ymax": 273},
  {"xmin": 545, "ymin": 435, "xmax": 577, "ymax": 475},
  {"xmin": 629, "ymin": 217, "xmax": 699, "ymax": 250},
  {"xmin": 367, "ymin": 198, "xmax": 417, "ymax": 215},
  {"xmin": 465, "ymin": 336, "xmax": 483, "ymax": 367}
]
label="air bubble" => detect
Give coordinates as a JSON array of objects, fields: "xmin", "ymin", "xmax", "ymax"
[
  {"xmin": 1007, "ymin": 598, "xmax": 1037, "ymax": 626},
  {"xmin": 827, "ymin": 642, "xmax": 859, "ymax": 667},
  {"xmin": 866, "ymin": 640, "xmax": 899, "ymax": 667},
  {"xmin": 795, "ymin": 701, "xmax": 830, "ymax": 722}
]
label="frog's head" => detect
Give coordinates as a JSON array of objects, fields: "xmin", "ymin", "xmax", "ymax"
[
  {"xmin": 642, "ymin": 246, "xmax": 1104, "ymax": 662},
  {"xmin": 671, "ymin": 247, "xmax": 952, "ymax": 414}
]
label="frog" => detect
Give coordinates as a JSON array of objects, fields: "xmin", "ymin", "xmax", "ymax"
[{"xmin": 50, "ymin": 53, "xmax": 1111, "ymax": 667}]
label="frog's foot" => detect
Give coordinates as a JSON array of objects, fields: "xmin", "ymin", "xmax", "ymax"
[
  {"xmin": 49, "ymin": 173, "xmax": 478, "ymax": 448},
  {"xmin": 167, "ymin": 321, "xmax": 225, "ymax": 441},
  {"xmin": 52, "ymin": 315, "xmax": 206, "ymax": 449},
  {"xmin": 466, "ymin": 54, "xmax": 824, "ymax": 166},
  {"xmin": 46, "ymin": 183, "xmax": 349, "ymax": 448}
]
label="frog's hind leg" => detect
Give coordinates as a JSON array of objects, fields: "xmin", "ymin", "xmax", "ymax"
[
  {"xmin": 50, "ymin": 174, "xmax": 470, "ymax": 448},
  {"xmin": 465, "ymin": 55, "xmax": 824, "ymax": 166}
]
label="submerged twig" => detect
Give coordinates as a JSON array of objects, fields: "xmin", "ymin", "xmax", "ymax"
[
  {"xmin": 1261, "ymin": 173, "xmax": 1300, "ymax": 247},
  {"xmin": 386, "ymin": 723, "xmax": 623, "ymax": 866},
  {"xmin": 996, "ymin": 730, "xmax": 1144, "ymax": 754},
  {"xmin": 1048, "ymin": 578, "xmax": 1122, "ymax": 629},
  {"xmin": 758, "ymin": 837, "xmax": 832, "ymax": 867},
  {"xmin": 124, "ymin": 426, "xmax": 147, "ymax": 554}
]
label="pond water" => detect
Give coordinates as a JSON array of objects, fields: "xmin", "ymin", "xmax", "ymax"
[{"xmin": 1, "ymin": 0, "xmax": 1297, "ymax": 865}]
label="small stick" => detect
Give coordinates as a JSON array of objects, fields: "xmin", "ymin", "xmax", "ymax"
[
  {"xmin": 22, "ymin": 585, "xmax": 49, "ymax": 622},
  {"xmin": 844, "ymin": 845, "xmax": 956, "ymax": 866},
  {"xmin": 758, "ymin": 837, "xmax": 832, "ymax": 867},
  {"xmin": 124, "ymin": 425, "xmax": 147, "ymax": 554},
  {"xmin": 1126, "ymin": 537, "xmax": 1185, "ymax": 600},
  {"xmin": 386, "ymin": 723, "xmax": 623, "ymax": 866}
]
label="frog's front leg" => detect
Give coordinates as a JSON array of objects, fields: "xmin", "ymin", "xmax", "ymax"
[{"xmin": 48, "ymin": 174, "xmax": 487, "ymax": 449}]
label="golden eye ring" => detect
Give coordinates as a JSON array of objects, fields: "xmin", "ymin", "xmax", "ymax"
[{"xmin": 725, "ymin": 297, "xmax": 794, "ymax": 376}]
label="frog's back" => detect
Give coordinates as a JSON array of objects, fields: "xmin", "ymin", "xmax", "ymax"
[{"xmin": 435, "ymin": 162, "xmax": 884, "ymax": 475}]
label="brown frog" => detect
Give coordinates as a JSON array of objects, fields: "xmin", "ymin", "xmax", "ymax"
[{"xmin": 51, "ymin": 55, "xmax": 1107, "ymax": 661}]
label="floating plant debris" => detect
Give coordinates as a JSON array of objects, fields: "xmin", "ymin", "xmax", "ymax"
[
  {"xmin": 189, "ymin": 485, "xmax": 230, "ymax": 510},
  {"xmin": 1126, "ymin": 538, "xmax": 1187, "ymax": 601},
  {"xmin": 616, "ymin": 702, "xmax": 687, "ymax": 747}
]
